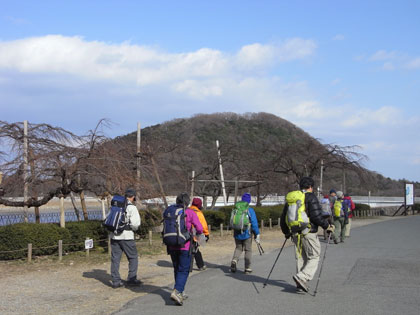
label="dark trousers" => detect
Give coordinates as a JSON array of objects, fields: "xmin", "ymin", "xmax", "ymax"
[
  {"xmin": 111, "ymin": 239, "xmax": 138, "ymax": 284},
  {"xmin": 194, "ymin": 248, "xmax": 204, "ymax": 268},
  {"xmin": 169, "ymin": 249, "xmax": 191, "ymax": 293}
]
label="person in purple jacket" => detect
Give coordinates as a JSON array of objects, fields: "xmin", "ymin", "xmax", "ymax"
[{"xmin": 166, "ymin": 193, "xmax": 203, "ymax": 306}]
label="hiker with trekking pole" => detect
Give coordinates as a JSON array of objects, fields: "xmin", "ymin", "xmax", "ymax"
[{"xmin": 280, "ymin": 177, "xmax": 335, "ymax": 294}]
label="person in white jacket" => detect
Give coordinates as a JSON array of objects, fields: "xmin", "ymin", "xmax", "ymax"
[{"xmin": 110, "ymin": 188, "xmax": 141, "ymax": 288}]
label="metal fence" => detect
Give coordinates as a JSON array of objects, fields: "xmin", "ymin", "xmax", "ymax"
[{"xmin": 0, "ymin": 210, "xmax": 103, "ymax": 226}]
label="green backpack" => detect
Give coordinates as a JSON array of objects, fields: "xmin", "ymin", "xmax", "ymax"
[
  {"xmin": 285, "ymin": 190, "xmax": 310, "ymax": 233},
  {"xmin": 230, "ymin": 201, "xmax": 250, "ymax": 231}
]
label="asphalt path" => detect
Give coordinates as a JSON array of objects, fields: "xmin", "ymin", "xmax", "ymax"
[{"xmin": 114, "ymin": 217, "xmax": 420, "ymax": 315}]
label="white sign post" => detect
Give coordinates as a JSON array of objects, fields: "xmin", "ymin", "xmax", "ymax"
[
  {"xmin": 85, "ymin": 239, "xmax": 94, "ymax": 250},
  {"xmin": 406, "ymin": 183, "xmax": 414, "ymax": 206}
]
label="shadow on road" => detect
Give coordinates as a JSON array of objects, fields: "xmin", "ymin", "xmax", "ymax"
[
  {"xmin": 204, "ymin": 262, "xmax": 297, "ymax": 294},
  {"xmin": 82, "ymin": 269, "xmax": 175, "ymax": 306},
  {"xmin": 156, "ymin": 260, "xmax": 173, "ymax": 268}
]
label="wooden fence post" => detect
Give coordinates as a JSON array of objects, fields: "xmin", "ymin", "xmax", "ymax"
[
  {"xmin": 149, "ymin": 230, "xmax": 153, "ymax": 246},
  {"xmin": 220, "ymin": 223, "xmax": 223, "ymax": 237},
  {"xmin": 278, "ymin": 218, "xmax": 281, "ymax": 228},
  {"xmin": 208, "ymin": 224, "xmax": 211, "ymax": 233},
  {"xmin": 261, "ymin": 220, "xmax": 264, "ymax": 232},
  {"xmin": 269, "ymin": 218, "xmax": 272, "ymax": 230},
  {"xmin": 58, "ymin": 240, "xmax": 63, "ymax": 262},
  {"xmin": 27, "ymin": 243, "xmax": 32, "ymax": 263}
]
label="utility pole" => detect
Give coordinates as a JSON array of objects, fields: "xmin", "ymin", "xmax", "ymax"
[
  {"xmin": 190, "ymin": 170, "xmax": 195, "ymax": 201},
  {"xmin": 216, "ymin": 140, "xmax": 227, "ymax": 206},
  {"xmin": 23, "ymin": 120, "xmax": 29, "ymax": 223},
  {"xmin": 320, "ymin": 159, "xmax": 324, "ymax": 198},
  {"xmin": 136, "ymin": 122, "xmax": 141, "ymax": 204}
]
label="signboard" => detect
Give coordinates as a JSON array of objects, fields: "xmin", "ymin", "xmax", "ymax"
[
  {"xmin": 85, "ymin": 239, "xmax": 94, "ymax": 250},
  {"xmin": 405, "ymin": 183, "xmax": 414, "ymax": 206}
]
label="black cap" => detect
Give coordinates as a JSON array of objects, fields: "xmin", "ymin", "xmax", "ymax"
[
  {"xmin": 176, "ymin": 192, "xmax": 190, "ymax": 207},
  {"xmin": 125, "ymin": 188, "xmax": 136, "ymax": 197}
]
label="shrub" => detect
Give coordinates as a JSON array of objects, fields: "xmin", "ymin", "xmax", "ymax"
[
  {"xmin": 0, "ymin": 221, "xmax": 108, "ymax": 260},
  {"xmin": 0, "ymin": 223, "xmax": 70, "ymax": 260},
  {"xmin": 138, "ymin": 209, "xmax": 162, "ymax": 237},
  {"xmin": 65, "ymin": 221, "xmax": 108, "ymax": 251},
  {"xmin": 215, "ymin": 205, "xmax": 284, "ymax": 227},
  {"xmin": 202, "ymin": 210, "xmax": 226, "ymax": 229}
]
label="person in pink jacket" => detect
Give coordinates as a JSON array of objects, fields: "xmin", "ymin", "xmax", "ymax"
[{"xmin": 165, "ymin": 193, "xmax": 203, "ymax": 305}]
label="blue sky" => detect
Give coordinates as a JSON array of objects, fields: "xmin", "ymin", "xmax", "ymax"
[{"xmin": 1, "ymin": 0, "xmax": 419, "ymax": 182}]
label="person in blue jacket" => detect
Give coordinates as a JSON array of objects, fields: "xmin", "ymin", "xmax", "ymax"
[{"xmin": 230, "ymin": 193, "xmax": 260, "ymax": 274}]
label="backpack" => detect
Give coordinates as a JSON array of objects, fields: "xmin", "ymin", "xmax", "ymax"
[
  {"xmin": 285, "ymin": 190, "xmax": 310, "ymax": 233},
  {"xmin": 162, "ymin": 205, "xmax": 191, "ymax": 246},
  {"xmin": 321, "ymin": 198, "xmax": 331, "ymax": 217},
  {"xmin": 230, "ymin": 201, "xmax": 250, "ymax": 231},
  {"xmin": 103, "ymin": 195, "xmax": 129, "ymax": 234}
]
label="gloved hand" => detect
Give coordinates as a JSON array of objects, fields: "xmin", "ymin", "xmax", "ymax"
[
  {"xmin": 255, "ymin": 234, "xmax": 261, "ymax": 244},
  {"xmin": 284, "ymin": 233, "xmax": 292, "ymax": 240},
  {"xmin": 326, "ymin": 224, "xmax": 335, "ymax": 234},
  {"xmin": 205, "ymin": 235, "xmax": 209, "ymax": 242}
]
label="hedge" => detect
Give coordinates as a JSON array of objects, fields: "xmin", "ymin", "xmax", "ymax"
[
  {"xmin": 353, "ymin": 203, "xmax": 371, "ymax": 214},
  {"xmin": 0, "ymin": 223, "xmax": 73, "ymax": 260},
  {"xmin": 210, "ymin": 205, "xmax": 284, "ymax": 227}
]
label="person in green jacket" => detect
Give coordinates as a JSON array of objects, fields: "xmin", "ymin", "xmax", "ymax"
[{"xmin": 333, "ymin": 191, "xmax": 347, "ymax": 243}]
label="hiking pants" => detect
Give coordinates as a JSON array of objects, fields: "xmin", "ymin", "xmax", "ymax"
[
  {"xmin": 111, "ymin": 239, "xmax": 138, "ymax": 284},
  {"xmin": 169, "ymin": 249, "xmax": 191, "ymax": 293},
  {"xmin": 232, "ymin": 237, "xmax": 252, "ymax": 269},
  {"xmin": 334, "ymin": 217, "xmax": 346, "ymax": 241},
  {"xmin": 292, "ymin": 232, "xmax": 321, "ymax": 282},
  {"xmin": 345, "ymin": 218, "xmax": 352, "ymax": 237},
  {"xmin": 194, "ymin": 248, "xmax": 205, "ymax": 268}
]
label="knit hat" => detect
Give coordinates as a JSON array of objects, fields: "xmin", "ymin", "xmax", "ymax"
[
  {"xmin": 329, "ymin": 189, "xmax": 336, "ymax": 194},
  {"xmin": 192, "ymin": 197, "xmax": 203, "ymax": 210},
  {"xmin": 336, "ymin": 191, "xmax": 344, "ymax": 199},
  {"xmin": 241, "ymin": 193, "xmax": 251, "ymax": 203}
]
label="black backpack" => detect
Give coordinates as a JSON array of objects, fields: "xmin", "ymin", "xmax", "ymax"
[
  {"xmin": 162, "ymin": 205, "xmax": 190, "ymax": 246},
  {"xmin": 103, "ymin": 195, "xmax": 129, "ymax": 234}
]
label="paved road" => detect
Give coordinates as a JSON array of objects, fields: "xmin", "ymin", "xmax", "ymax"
[{"xmin": 115, "ymin": 217, "xmax": 420, "ymax": 315}]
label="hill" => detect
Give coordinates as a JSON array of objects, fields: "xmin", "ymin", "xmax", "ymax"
[{"xmin": 114, "ymin": 112, "xmax": 410, "ymax": 205}]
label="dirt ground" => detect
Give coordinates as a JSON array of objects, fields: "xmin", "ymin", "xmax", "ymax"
[{"xmin": 0, "ymin": 216, "xmax": 400, "ymax": 315}]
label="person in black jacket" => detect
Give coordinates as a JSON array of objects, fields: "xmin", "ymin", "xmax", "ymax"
[{"xmin": 281, "ymin": 177, "xmax": 335, "ymax": 293}]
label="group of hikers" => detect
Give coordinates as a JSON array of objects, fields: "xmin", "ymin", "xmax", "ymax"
[{"xmin": 105, "ymin": 176, "xmax": 355, "ymax": 305}]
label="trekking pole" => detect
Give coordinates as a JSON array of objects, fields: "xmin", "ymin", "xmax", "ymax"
[
  {"xmin": 257, "ymin": 242, "xmax": 265, "ymax": 255},
  {"xmin": 313, "ymin": 232, "xmax": 331, "ymax": 296},
  {"xmin": 257, "ymin": 242, "xmax": 262, "ymax": 255},
  {"xmin": 263, "ymin": 238, "xmax": 287, "ymax": 288}
]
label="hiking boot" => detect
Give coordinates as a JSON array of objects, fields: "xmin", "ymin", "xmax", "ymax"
[
  {"xmin": 198, "ymin": 265, "xmax": 207, "ymax": 271},
  {"xmin": 341, "ymin": 238, "xmax": 345, "ymax": 243},
  {"xmin": 230, "ymin": 261, "xmax": 237, "ymax": 273},
  {"xmin": 334, "ymin": 239, "xmax": 339, "ymax": 244},
  {"xmin": 112, "ymin": 281, "xmax": 124, "ymax": 289},
  {"xmin": 244, "ymin": 268, "xmax": 252, "ymax": 274},
  {"xmin": 293, "ymin": 275, "xmax": 309, "ymax": 293},
  {"xmin": 126, "ymin": 279, "xmax": 143, "ymax": 286},
  {"xmin": 181, "ymin": 292, "xmax": 188, "ymax": 300},
  {"xmin": 296, "ymin": 286, "xmax": 305, "ymax": 294},
  {"xmin": 170, "ymin": 289, "xmax": 183, "ymax": 306}
]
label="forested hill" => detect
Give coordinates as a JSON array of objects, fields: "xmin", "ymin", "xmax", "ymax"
[{"xmin": 115, "ymin": 112, "xmax": 414, "ymax": 199}]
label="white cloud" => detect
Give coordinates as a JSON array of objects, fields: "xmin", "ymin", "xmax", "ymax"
[
  {"xmin": 341, "ymin": 106, "xmax": 402, "ymax": 127},
  {"xmin": 405, "ymin": 57, "xmax": 420, "ymax": 69},
  {"xmin": 370, "ymin": 50, "xmax": 397, "ymax": 61},
  {"xmin": 332, "ymin": 34, "xmax": 345, "ymax": 41}
]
